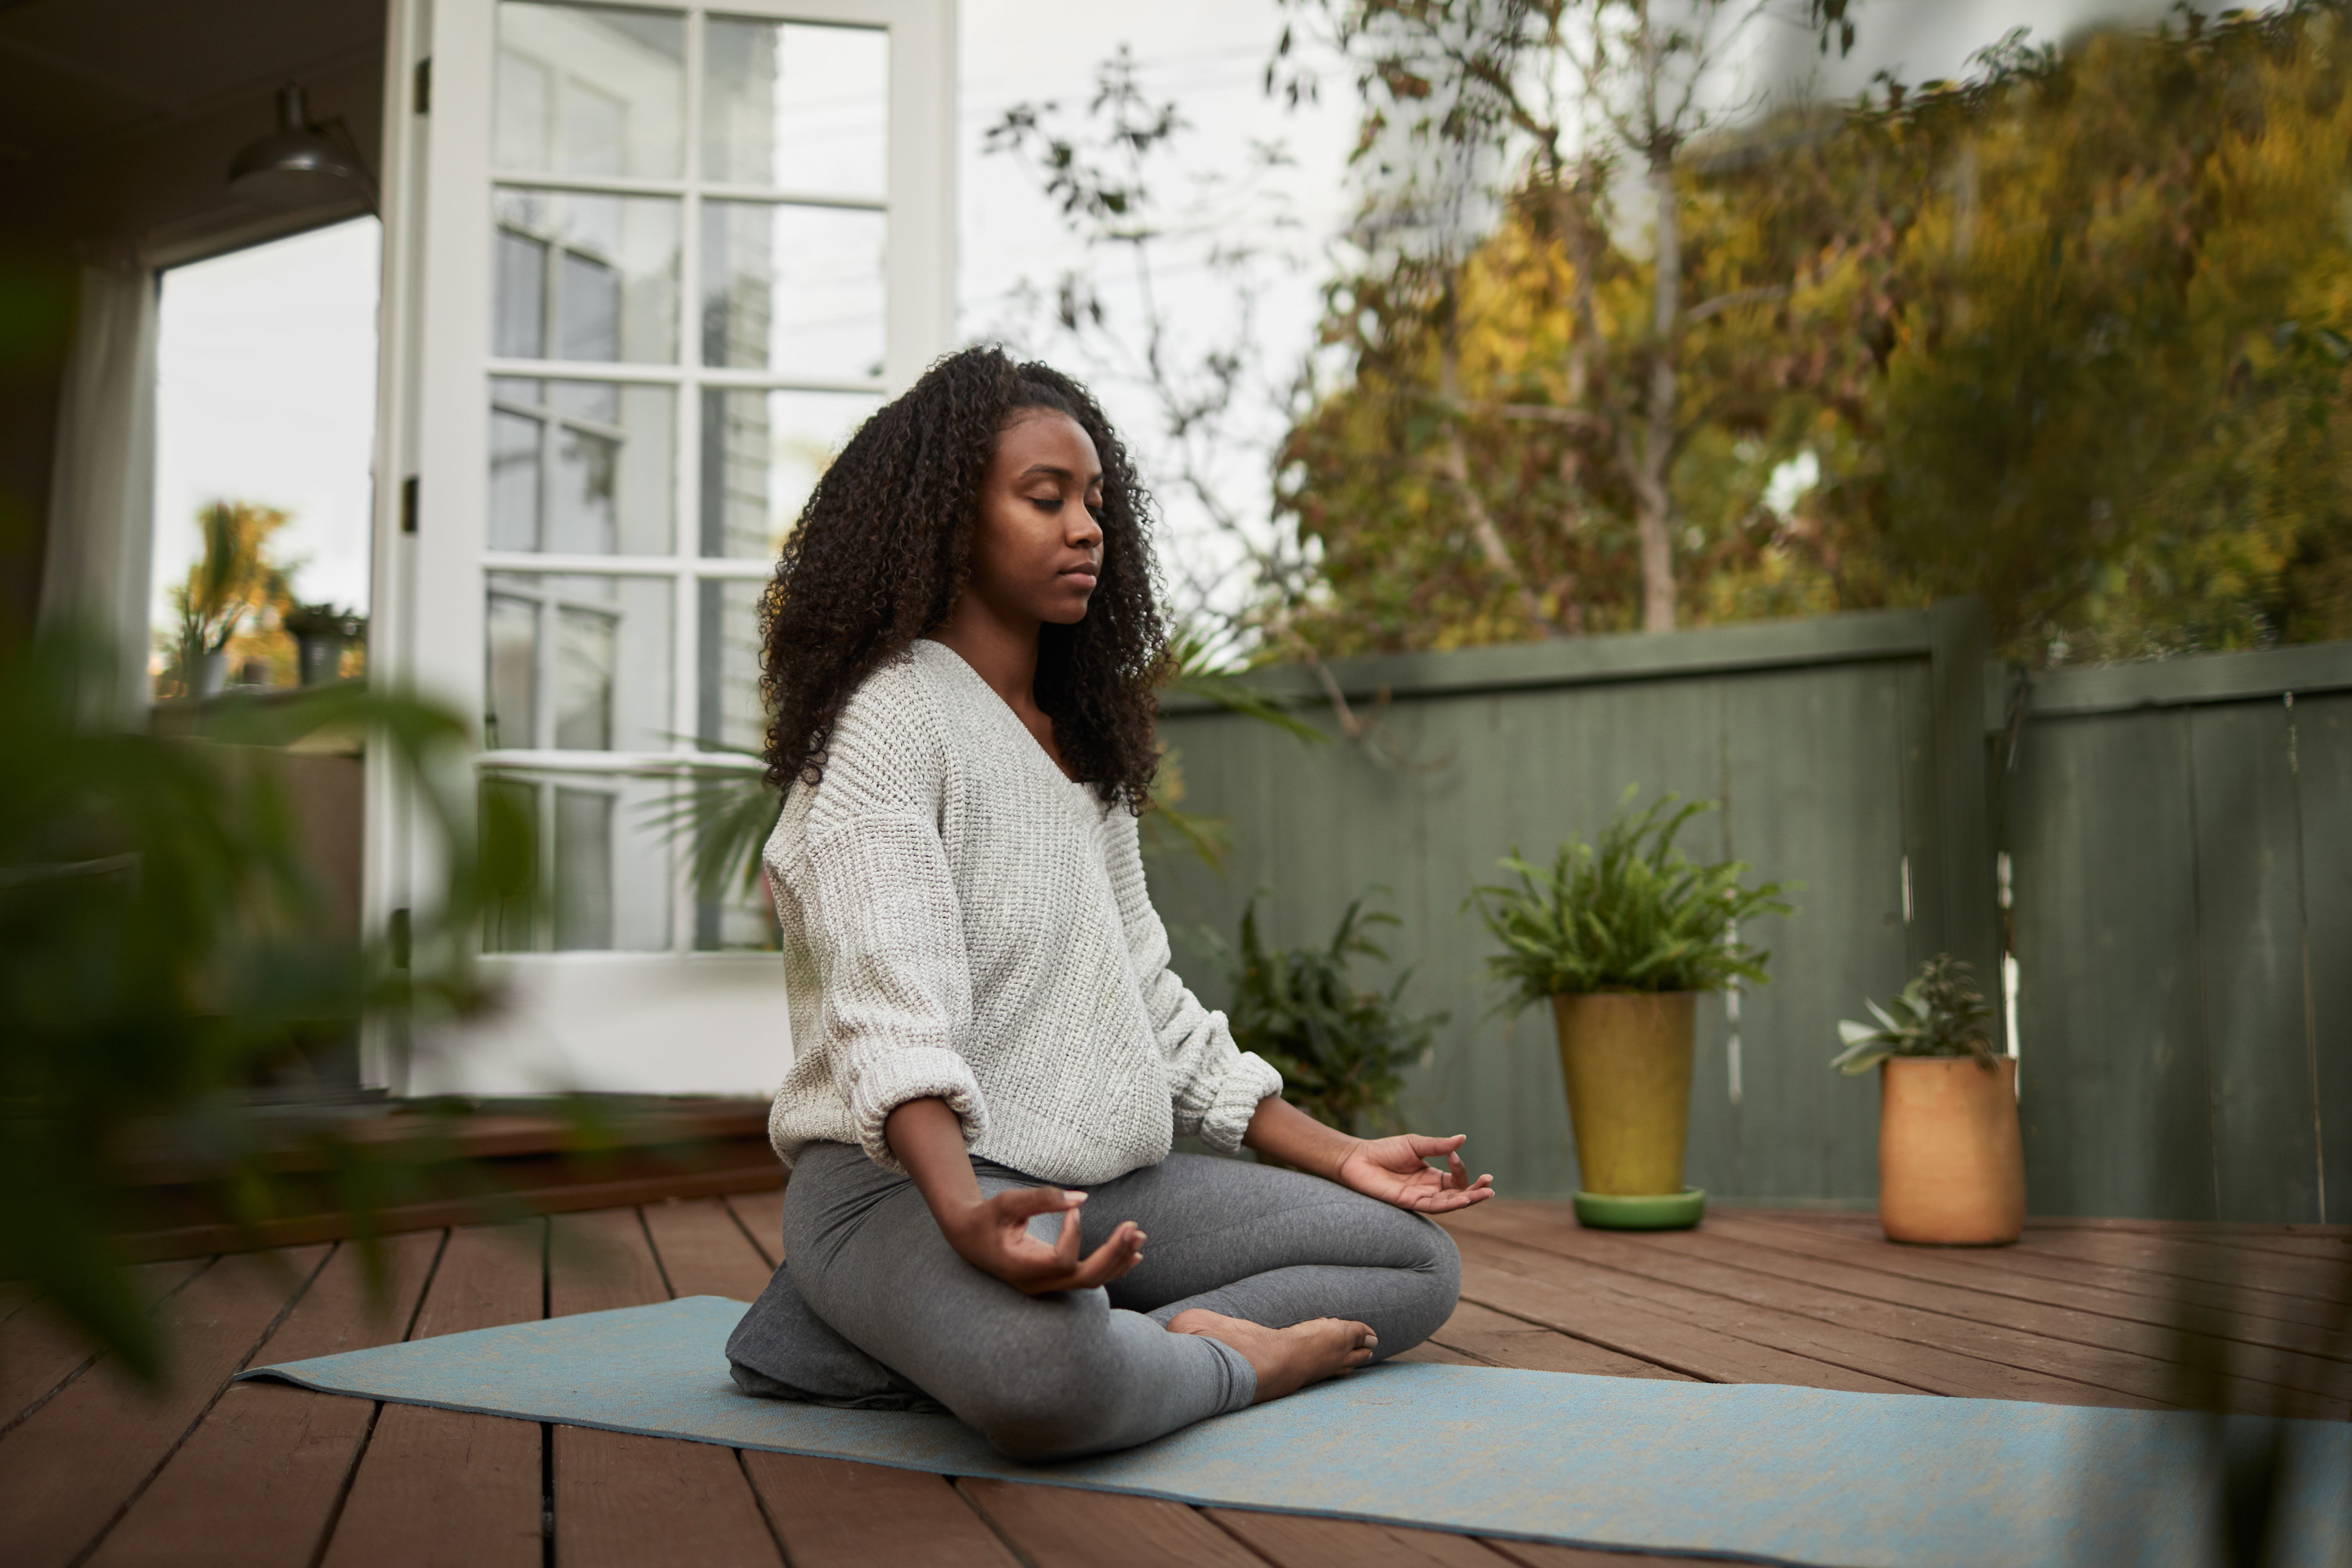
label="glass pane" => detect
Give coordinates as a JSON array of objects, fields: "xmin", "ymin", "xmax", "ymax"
[
  {"xmin": 485, "ymin": 592, "xmax": 539, "ymax": 750},
  {"xmin": 481, "ymin": 771, "xmax": 675, "ymax": 952},
  {"xmin": 487, "ymin": 379, "xmax": 677, "ymax": 554},
  {"xmin": 495, "ymin": 2, "xmax": 684, "ymax": 179},
  {"xmin": 483, "ymin": 571, "xmax": 673, "ymax": 751},
  {"xmin": 700, "ymin": 202, "xmax": 884, "ymax": 379},
  {"xmin": 696, "ymin": 578, "xmax": 766, "ymax": 751},
  {"xmin": 698, "ymin": 387, "xmax": 878, "ymax": 558},
  {"xmin": 493, "ymin": 188, "xmax": 680, "ymax": 364},
  {"xmin": 481, "ymin": 777, "xmax": 541, "ymax": 952},
  {"xmin": 553, "ymin": 786, "xmax": 615, "ymax": 948},
  {"xmin": 702, "ymin": 19, "xmax": 887, "ymax": 198}
]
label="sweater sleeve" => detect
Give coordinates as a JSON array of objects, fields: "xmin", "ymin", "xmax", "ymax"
[
  {"xmin": 794, "ymin": 809, "xmax": 988, "ymax": 1171},
  {"xmin": 1103, "ymin": 811, "xmax": 1283, "ymax": 1152}
]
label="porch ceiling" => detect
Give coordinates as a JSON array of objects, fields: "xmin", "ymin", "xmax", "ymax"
[{"xmin": 0, "ymin": 0, "xmax": 380, "ymax": 169}]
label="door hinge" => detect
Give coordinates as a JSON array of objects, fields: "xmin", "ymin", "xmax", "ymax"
[
  {"xmin": 413, "ymin": 57, "xmax": 432, "ymax": 114},
  {"xmin": 401, "ymin": 475, "xmax": 419, "ymax": 534}
]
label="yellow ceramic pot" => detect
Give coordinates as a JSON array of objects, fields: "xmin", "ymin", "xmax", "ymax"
[
  {"xmin": 1550, "ymin": 993, "xmax": 1704, "ymax": 1229},
  {"xmin": 1878, "ymin": 1055, "xmax": 2025, "ymax": 1245}
]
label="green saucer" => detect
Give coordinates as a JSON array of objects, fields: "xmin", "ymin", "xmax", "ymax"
[{"xmin": 1573, "ymin": 1189, "xmax": 1707, "ymax": 1230}]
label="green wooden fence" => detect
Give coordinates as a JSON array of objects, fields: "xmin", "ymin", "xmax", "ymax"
[
  {"xmin": 2001, "ymin": 643, "xmax": 2352, "ymax": 1225},
  {"xmin": 1150, "ymin": 606, "xmax": 2351, "ymax": 1221}
]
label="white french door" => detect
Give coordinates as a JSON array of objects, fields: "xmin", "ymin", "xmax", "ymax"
[{"xmin": 365, "ymin": 0, "xmax": 955, "ymax": 1094}]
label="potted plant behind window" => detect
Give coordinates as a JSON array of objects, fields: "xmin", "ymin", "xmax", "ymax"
[
  {"xmin": 1831, "ymin": 955, "xmax": 2024, "ymax": 1245},
  {"xmin": 1470, "ymin": 791, "xmax": 1792, "ymax": 1230}
]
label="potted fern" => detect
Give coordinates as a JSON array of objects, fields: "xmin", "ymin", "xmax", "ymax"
[
  {"xmin": 1831, "ymin": 956, "xmax": 2024, "ymax": 1245},
  {"xmin": 1211, "ymin": 890, "xmax": 1445, "ymax": 1134},
  {"xmin": 1469, "ymin": 791, "xmax": 1791, "ymax": 1230}
]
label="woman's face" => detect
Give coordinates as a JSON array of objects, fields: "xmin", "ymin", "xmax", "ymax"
[{"xmin": 968, "ymin": 408, "xmax": 1105, "ymax": 627}]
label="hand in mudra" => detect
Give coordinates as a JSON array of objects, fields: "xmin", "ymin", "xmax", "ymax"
[
  {"xmin": 1336, "ymin": 1133, "xmax": 1495, "ymax": 1214},
  {"xmin": 942, "ymin": 1185, "xmax": 1145, "ymax": 1295}
]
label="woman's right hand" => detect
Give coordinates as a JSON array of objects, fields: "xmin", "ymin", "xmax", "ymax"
[
  {"xmin": 884, "ymin": 1095, "xmax": 1144, "ymax": 1294},
  {"xmin": 937, "ymin": 1187, "xmax": 1145, "ymax": 1295}
]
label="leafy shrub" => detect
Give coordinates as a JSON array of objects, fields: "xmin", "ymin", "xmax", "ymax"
[
  {"xmin": 1210, "ymin": 889, "xmax": 1445, "ymax": 1134},
  {"xmin": 1468, "ymin": 789, "xmax": 1794, "ymax": 1011},
  {"xmin": 1830, "ymin": 955, "xmax": 1999, "ymax": 1074}
]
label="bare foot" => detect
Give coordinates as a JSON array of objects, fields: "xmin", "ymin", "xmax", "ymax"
[{"xmin": 1166, "ymin": 1309, "xmax": 1377, "ymax": 1404}]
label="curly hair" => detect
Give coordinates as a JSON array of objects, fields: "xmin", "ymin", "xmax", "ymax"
[{"xmin": 758, "ymin": 346, "xmax": 1169, "ymax": 810}]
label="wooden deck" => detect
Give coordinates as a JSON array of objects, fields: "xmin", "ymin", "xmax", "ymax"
[{"xmin": 5, "ymin": 1197, "xmax": 2346, "ymax": 1568}]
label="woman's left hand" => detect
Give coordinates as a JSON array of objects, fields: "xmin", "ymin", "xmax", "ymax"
[{"xmin": 1334, "ymin": 1133, "xmax": 1495, "ymax": 1214}]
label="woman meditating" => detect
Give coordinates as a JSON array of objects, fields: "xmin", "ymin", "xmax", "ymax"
[{"xmin": 724, "ymin": 345, "xmax": 1494, "ymax": 1461}]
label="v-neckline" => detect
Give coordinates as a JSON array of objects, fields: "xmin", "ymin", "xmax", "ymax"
[{"xmin": 918, "ymin": 639, "xmax": 1092, "ymax": 794}]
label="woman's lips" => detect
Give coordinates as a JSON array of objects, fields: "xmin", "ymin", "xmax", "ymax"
[{"xmin": 1060, "ymin": 564, "xmax": 1099, "ymax": 584}]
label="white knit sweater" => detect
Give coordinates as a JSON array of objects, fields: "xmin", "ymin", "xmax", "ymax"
[{"xmin": 761, "ymin": 638, "xmax": 1283, "ymax": 1186}]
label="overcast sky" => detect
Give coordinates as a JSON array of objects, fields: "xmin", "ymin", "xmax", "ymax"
[{"xmin": 148, "ymin": 0, "xmax": 2191, "ymax": 659}]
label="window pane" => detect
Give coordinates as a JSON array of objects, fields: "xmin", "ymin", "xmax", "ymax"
[
  {"xmin": 494, "ymin": 230, "xmax": 548, "ymax": 358},
  {"xmin": 481, "ymin": 777, "xmax": 541, "ymax": 953},
  {"xmin": 494, "ymin": 189, "xmax": 680, "ymax": 364},
  {"xmin": 483, "ymin": 571, "xmax": 673, "ymax": 751},
  {"xmin": 487, "ymin": 379, "xmax": 676, "ymax": 554},
  {"xmin": 702, "ymin": 19, "xmax": 887, "ymax": 198},
  {"xmin": 696, "ymin": 577, "xmax": 766, "ymax": 751},
  {"xmin": 481, "ymin": 770, "xmax": 675, "ymax": 952},
  {"xmin": 495, "ymin": 2, "xmax": 684, "ymax": 179},
  {"xmin": 485, "ymin": 592, "xmax": 539, "ymax": 750},
  {"xmin": 553, "ymin": 786, "xmax": 615, "ymax": 949},
  {"xmin": 699, "ymin": 201, "xmax": 884, "ymax": 379},
  {"xmin": 698, "ymin": 387, "xmax": 877, "ymax": 558}
]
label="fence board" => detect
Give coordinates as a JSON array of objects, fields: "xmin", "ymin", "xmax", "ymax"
[
  {"xmin": 2297, "ymin": 694, "xmax": 2352, "ymax": 1226},
  {"xmin": 2189, "ymin": 704, "xmax": 2321, "ymax": 1221},
  {"xmin": 1991, "ymin": 710, "xmax": 2215, "ymax": 1218}
]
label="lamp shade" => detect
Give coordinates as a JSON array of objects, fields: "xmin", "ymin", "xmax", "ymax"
[{"xmin": 228, "ymin": 84, "xmax": 364, "ymax": 209}]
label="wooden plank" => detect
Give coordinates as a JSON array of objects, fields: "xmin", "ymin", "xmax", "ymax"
[
  {"xmin": 2007, "ymin": 708, "xmax": 2217, "ymax": 1218},
  {"xmin": 553, "ymin": 1431, "xmax": 780, "ymax": 1568},
  {"xmin": 1491, "ymin": 1208, "xmax": 2344, "ymax": 1414},
  {"xmin": 1719, "ymin": 1211, "xmax": 2349, "ymax": 1347},
  {"xmin": 1455, "ymin": 1210, "xmax": 2164, "ymax": 1409},
  {"xmin": 1, "ymin": 1257, "xmax": 209, "ymax": 1432},
  {"xmin": 2013, "ymin": 1225, "xmax": 2349, "ymax": 1303},
  {"xmin": 739, "ymin": 1454, "xmax": 1019, "ymax": 1568},
  {"xmin": 1392, "ymin": 1340, "xmax": 1489, "ymax": 1367},
  {"xmin": 960, "ymin": 1479, "xmax": 1263, "ymax": 1568},
  {"xmin": 0, "ymin": 1246, "xmax": 329, "ymax": 1568},
  {"xmin": 1207, "ymin": 1508, "xmax": 1509, "ymax": 1567},
  {"xmin": 118, "ymin": 1167, "xmax": 786, "ymax": 1265},
  {"xmin": 2189, "ymin": 704, "xmax": 2322, "ymax": 1222},
  {"xmin": 548, "ymin": 1207, "xmax": 670, "ymax": 1317},
  {"xmin": 724, "ymin": 1189, "xmax": 784, "ymax": 1265},
  {"xmin": 320, "ymin": 1222, "xmax": 547, "ymax": 1568},
  {"xmin": 641, "ymin": 1197, "xmax": 779, "ymax": 1301},
  {"xmin": 1448, "ymin": 1232, "xmax": 1918, "ymax": 1394},
  {"xmin": 546, "ymin": 1208, "xmax": 782, "ymax": 1568},
  {"xmin": 87, "ymin": 1232, "xmax": 445, "ymax": 1568},
  {"xmin": 1428, "ymin": 1301, "xmax": 1692, "ymax": 1381},
  {"xmin": 2295, "ymin": 694, "xmax": 2352, "ymax": 1228},
  {"xmin": 1486, "ymin": 1541, "xmax": 1791, "ymax": 1568}
]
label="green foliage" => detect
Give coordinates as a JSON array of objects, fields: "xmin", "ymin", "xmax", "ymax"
[
  {"xmin": 0, "ymin": 624, "xmax": 526, "ymax": 1383},
  {"xmin": 1467, "ymin": 789, "xmax": 1793, "ymax": 1010},
  {"xmin": 1208, "ymin": 889, "xmax": 1445, "ymax": 1134},
  {"xmin": 1830, "ymin": 954, "xmax": 1999, "ymax": 1075}
]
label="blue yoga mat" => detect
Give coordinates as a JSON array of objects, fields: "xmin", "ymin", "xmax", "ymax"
[{"xmin": 241, "ymin": 1296, "xmax": 2348, "ymax": 1567}]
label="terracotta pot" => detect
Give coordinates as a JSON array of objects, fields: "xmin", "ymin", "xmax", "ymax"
[
  {"xmin": 1878, "ymin": 1055, "xmax": 2025, "ymax": 1245},
  {"xmin": 1550, "ymin": 993, "xmax": 1703, "ymax": 1228}
]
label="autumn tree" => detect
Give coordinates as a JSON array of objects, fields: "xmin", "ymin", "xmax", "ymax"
[{"xmin": 1279, "ymin": 3, "xmax": 2352, "ymax": 662}]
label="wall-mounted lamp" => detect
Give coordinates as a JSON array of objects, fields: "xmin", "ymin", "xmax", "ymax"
[{"xmin": 228, "ymin": 83, "xmax": 379, "ymax": 212}]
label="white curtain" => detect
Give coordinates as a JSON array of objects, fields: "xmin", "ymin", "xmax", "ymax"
[{"xmin": 38, "ymin": 263, "xmax": 158, "ymax": 722}]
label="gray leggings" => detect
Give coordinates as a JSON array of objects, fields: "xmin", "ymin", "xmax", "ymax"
[{"xmin": 725, "ymin": 1142, "xmax": 1461, "ymax": 1461}]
